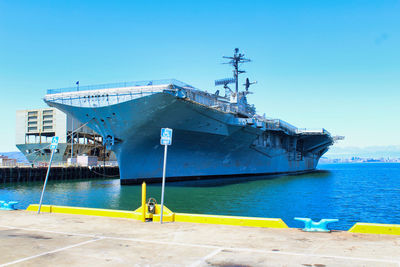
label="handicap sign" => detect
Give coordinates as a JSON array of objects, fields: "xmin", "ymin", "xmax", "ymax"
[
  {"xmin": 50, "ymin": 136, "xmax": 59, "ymax": 150},
  {"xmin": 160, "ymin": 128, "xmax": 173, "ymax": 146}
]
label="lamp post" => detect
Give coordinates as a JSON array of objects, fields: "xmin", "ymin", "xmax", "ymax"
[{"xmin": 71, "ymin": 81, "xmax": 79, "ymax": 163}]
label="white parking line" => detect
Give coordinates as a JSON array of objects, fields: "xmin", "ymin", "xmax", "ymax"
[
  {"xmin": 1, "ymin": 238, "xmax": 103, "ymax": 266},
  {"xmin": 188, "ymin": 248, "xmax": 222, "ymax": 267},
  {"xmin": 236, "ymin": 247, "xmax": 400, "ymax": 265},
  {"xmin": 0, "ymin": 224, "xmax": 399, "ymax": 266}
]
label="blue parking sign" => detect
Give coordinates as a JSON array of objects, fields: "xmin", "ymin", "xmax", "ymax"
[
  {"xmin": 50, "ymin": 136, "xmax": 59, "ymax": 149},
  {"xmin": 160, "ymin": 128, "xmax": 173, "ymax": 146}
]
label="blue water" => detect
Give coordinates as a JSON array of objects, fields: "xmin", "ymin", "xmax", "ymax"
[{"xmin": 1, "ymin": 163, "xmax": 399, "ymax": 230}]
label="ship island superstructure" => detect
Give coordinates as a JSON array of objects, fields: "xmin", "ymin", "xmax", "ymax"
[{"xmin": 44, "ymin": 49, "xmax": 336, "ymax": 184}]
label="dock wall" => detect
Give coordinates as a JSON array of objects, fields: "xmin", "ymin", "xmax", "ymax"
[
  {"xmin": 26, "ymin": 204, "xmax": 400, "ymax": 235},
  {"xmin": 0, "ymin": 166, "xmax": 119, "ymax": 183}
]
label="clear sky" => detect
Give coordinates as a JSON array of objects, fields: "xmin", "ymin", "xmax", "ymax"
[{"xmin": 0, "ymin": 0, "xmax": 399, "ymax": 152}]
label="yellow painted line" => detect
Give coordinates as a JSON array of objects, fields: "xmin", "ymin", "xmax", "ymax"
[
  {"xmin": 27, "ymin": 204, "xmax": 142, "ymax": 220},
  {"xmin": 348, "ymin": 222, "xmax": 400, "ymax": 235},
  {"xmin": 174, "ymin": 213, "xmax": 288, "ymax": 228},
  {"xmin": 152, "ymin": 213, "xmax": 175, "ymax": 222}
]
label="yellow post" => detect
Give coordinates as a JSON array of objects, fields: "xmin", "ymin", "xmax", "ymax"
[{"xmin": 141, "ymin": 182, "xmax": 146, "ymax": 222}]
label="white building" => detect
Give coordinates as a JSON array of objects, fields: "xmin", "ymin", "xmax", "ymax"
[{"xmin": 0, "ymin": 156, "xmax": 17, "ymax": 167}]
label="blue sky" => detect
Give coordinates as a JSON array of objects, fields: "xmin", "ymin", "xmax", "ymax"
[{"xmin": 0, "ymin": 0, "xmax": 399, "ymax": 152}]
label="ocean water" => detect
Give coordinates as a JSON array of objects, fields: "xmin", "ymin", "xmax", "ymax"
[{"xmin": 1, "ymin": 163, "xmax": 399, "ymax": 230}]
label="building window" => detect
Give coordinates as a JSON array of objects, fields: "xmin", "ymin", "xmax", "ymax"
[{"xmin": 43, "ymin": 115, "xmax": 53, "ymax": 120}]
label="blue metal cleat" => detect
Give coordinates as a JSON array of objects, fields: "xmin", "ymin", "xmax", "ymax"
[
  {"xmin": 0, "ymin": 201, "xmax": 18, "ymax": 210},
  {"xmin": 294, "ymin": 217, "xmax": 339, "ymax": 232}
]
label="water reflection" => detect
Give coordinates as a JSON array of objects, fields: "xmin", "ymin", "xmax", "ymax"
[
  {"xmin": 1, "ymin": 164, "xmax": 399, "ymax": 230},
  {"xmin": 167, "ymin": 170, "xmax": 331, "ymax": 188}
]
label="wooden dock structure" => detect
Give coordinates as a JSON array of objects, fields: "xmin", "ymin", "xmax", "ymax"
[{"xmin": 0, "ymin": 166, "xmax": 119, "ymax": 183}]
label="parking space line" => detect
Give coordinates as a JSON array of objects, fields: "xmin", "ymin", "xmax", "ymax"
[
  {"xmin": 188, "ymin": 248, "xmax": 222, "ymax": 267},
  {"xmin": 1, "ymin": 238, "xmax": 103, "ymax": 266},
  {"xmin": 235, "ymin": 247, "xmax": 400, "ymax": 265}
]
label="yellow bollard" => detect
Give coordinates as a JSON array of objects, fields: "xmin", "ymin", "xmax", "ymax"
[{"xmin": 141, "ymin": 182, "xmax": 146, "ymax": 222}]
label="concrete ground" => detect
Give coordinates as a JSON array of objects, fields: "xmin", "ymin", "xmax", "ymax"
[{"xmin": 0, "ymin": 210, "xmax": 399, "ymax": 267}]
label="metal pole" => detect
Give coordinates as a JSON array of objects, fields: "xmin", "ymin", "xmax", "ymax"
[
  {"xmin": 71, "ymin": 119, "xmax": 74, "ymax": 163},
  {"xmin": 103, "ymin": 142, "xmax": 106, "ymax": 177},
  {"xmin": 38, "ymin": 149, "xmax": 55, "ymax": 214},
  {"xmin": 142, "ymin": 182, "xmax": 146, "ymax": 222},
  {"xmin": 160, "ymin": 144, "xmax": 168, "ymax": 224}
]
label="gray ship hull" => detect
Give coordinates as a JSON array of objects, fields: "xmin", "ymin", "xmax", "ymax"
[{"xmin": 46, "ymin": 90, "xmax": 332, "ymax": 184}]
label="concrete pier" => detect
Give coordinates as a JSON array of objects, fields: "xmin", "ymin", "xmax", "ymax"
[
  {"xmin": 0, "ymin": 166, "xmax": 119, "ymax": 183},
  {"xmin": 0, "ymin": 210, "xmax": 399, "ymax": 266}
]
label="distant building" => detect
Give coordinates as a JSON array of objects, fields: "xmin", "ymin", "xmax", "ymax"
[
  {"xmin": 0, "ymin": 155, "xmax": 17, "ymax": 167},
  {"xmin": 16, "ymin": 108, "xmax": 115, "ymax": 164}
]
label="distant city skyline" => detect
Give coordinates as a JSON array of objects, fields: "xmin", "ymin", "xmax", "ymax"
[
  {"xmin": 325, "ymin": 145, "xmax": 400, "ymax": 158},
  {"xmin": 1, "ymin": 0, "xmax": 399, "ymax": 152}
]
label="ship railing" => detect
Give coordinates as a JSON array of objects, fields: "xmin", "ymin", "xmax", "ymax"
[
  {"xmin": 277, "ymin": 120, "xmax": 298, "ymax": 133},
  {"xmin": 262, "ymin": 119, "xmax": 297, "ymax": 134},
  {"xmin": 209, "ymin": 102, "xmax": 239, "ymax": 114},
  {"xmin": 185, "ymin": 89, "xmax": 217, "ymax": 106},
  {"xmin": 297, "ymin": 128, "xmax": 331, "ymax": 136},
  {"xmin": 246, "ymin": 116, "xmax": 299, "ymax": 134},
  {"xmin": 212, "ymin": 101, "xmax": 255, "ymax": 115},
  {"xmin": 46, "ymin": 79, "xmax": 197, "ymax": 95},
  {"xmin": 0, "ymin": 161, "xmax": 119, "ymax": 168},
  {"xmin": 28, "ymin": 161, "xmax": 118, "ymax": 167},
  {"xmin": 44, "ymin": 88, "xmax": 167, "ymax": 107},
  {"xmin": 45, "ymin": 83, "xmax": 213, "ymax": 107},
  {"xmin": 184, "ymin": 89, "xmax": 242, "ymax": 113},
  {"xmin": 251, "ymin": 116, "xmax": 333, "ymax": 137},
  {"xmin": 250, "ymin": 116, "xmax": 326, "ymax": 135}
]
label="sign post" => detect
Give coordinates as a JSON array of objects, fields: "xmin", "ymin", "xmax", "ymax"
[
  {"xmin": 38, "ymin": 136, "xmax": 59, "ymax": 214},
  {"xmin": 160, "ymin": 128, "xmax": 172, "ymax": 224}
]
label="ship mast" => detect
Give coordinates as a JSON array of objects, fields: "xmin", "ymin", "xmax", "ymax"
[{"xmin": 223, "ymin": 48, "xmax": 251, "ymax": 94}]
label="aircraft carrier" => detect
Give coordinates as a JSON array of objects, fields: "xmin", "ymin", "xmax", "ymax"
[{"xmin": 44, "ymin": 49, "xmax": 337, "ymax": 184}]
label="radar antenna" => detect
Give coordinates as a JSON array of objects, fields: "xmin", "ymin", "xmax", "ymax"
[
  {"xmin": 222, "ymin": 48, "xmax": 251, "ymax": 94},
  {"xmin": 215, "ymin": 78, "xmax": 235, "ymax": 95},
  {"xmin": 243, "ymin": 78, "xmax": 257, "ymax": 94}
]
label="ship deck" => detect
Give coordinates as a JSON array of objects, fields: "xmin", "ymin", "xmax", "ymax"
[{"xmin": 44, "ymin": 79, "xmax": 333, "ymax": 138}]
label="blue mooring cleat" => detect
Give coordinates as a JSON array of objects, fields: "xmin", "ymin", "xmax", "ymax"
[
  {"xmin": 294, "ymin": 217, "xmax": 339, "ymax": 232},
  {"xmin": 0, "ymin": 201, "xmax": 18, "ymax": 211}
]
